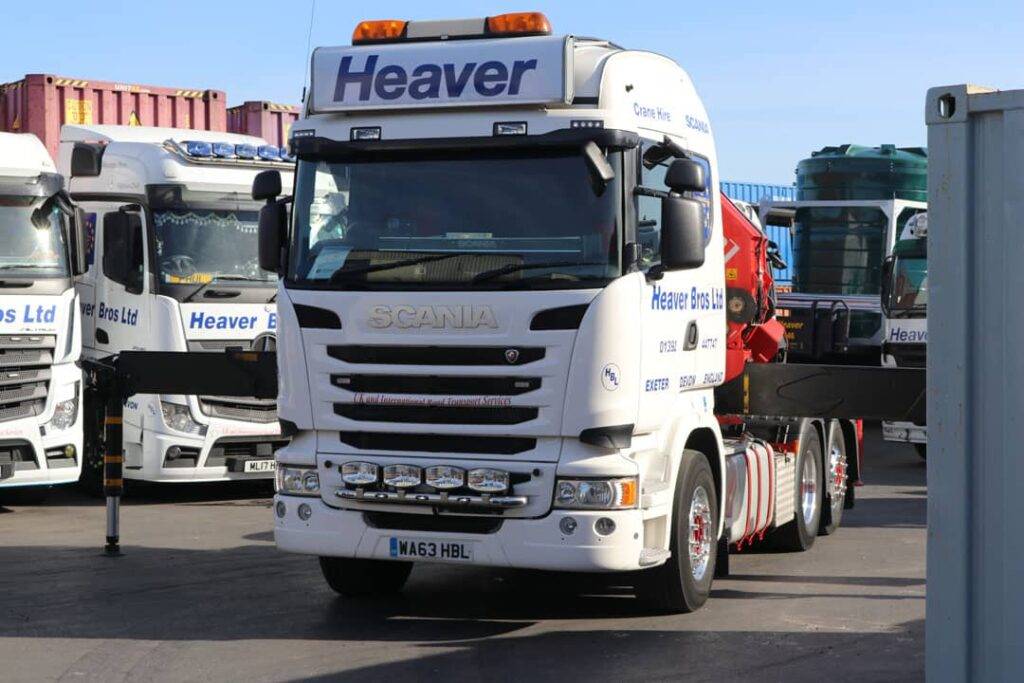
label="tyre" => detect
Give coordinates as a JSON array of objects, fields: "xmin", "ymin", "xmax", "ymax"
[
  {"xmin": 914, "ymin": 444, "xmax": 927, "ymax": 460},
  {"xmin": 318, "ymin": 557, "xmax": 413, "ymax": 597},
  {"xmin": 773, "ymin": 421, "xmax": 823, "ymax": 551},
  {"xmin": 819, "ymin": 420, "xmax": 847, "ymax": 536},
  {"xmin": 635, "ymin": 450, "xmax": 718, "ymax": 613}
]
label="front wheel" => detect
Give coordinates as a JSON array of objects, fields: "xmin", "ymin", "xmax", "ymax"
[
  {"xmin": 635, "ymin": 450, "xmax": 718, "ymax": 613},
  {"xmin": 319, "ymin": 557, "xmax": 413, "ymax": 597},
  {"xmin": 773, "ymin": 422, "xmax": 823, "ymax": 551}
]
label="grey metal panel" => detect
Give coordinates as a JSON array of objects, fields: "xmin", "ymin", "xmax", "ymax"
[{"xmin": 926, "ymin": 83, "xmax": 1024, "ymax": 682}]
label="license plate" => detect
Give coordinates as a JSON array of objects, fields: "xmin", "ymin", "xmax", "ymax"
[
  {"xmin": 389, "ymin": 537, "xmax": 473, "ymax": 562},
  {"xmin": 244, "ymin": 459, "xmax": 276, "ymax": 473}
]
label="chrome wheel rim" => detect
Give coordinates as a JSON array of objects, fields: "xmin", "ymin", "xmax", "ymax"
[
  {"xmin": 688, "ymin": 485, "xmax": 713, "ymax": 581},
  {"xmin": 800, "ymin": 451, "xmax": 818, "ymax": 525},
  {"xmin": 828, "ymin": 443, "xmax": 847, "ymax": 515}
]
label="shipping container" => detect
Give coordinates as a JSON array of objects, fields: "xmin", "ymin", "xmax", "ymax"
[
  {"xmin": 721, "ymin": 180, "xmax": 796, "ymax": 284},
  {"xmin": 0, "ymin": 74, "xmax": 227, "ymax": 161},
  {"xmin": 226, "ymin": 101, "xmax": 298, "ymax": 147}
]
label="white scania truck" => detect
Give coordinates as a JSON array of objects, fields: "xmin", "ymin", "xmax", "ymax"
[
  {"xmin": 257, "ymin": 13, "xmax": 868, "ymax": 612},
  {"xmin": 58, "ymin": 125, "xmax": 294, "ymax": 485},
  {"xmin": 881, "ymin": 212, "xmax": 927, "ymax": 457},
  {"xmin": 0, "ymin": 132, "xmax": 86, "ymax": 493}
]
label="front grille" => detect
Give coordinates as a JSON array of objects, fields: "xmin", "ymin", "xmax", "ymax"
[
  {"xmin": 332, "ymin": 374, "xmax": 541, "ymax": 396},
  {"xmin": 338, "ymin": 431, "xmax": 536, "ymax": 455},
  {"xmin": 0, "ymin": 440, "xmax": 38, "ymax": 470},
  {"xmin": 328, "ymin": 345, "xmax": 545, "ymax": 366},
  {"xmin": 363, "ymin": 511, "xmax": 504, "ymax": 534},
  {"xmin": 335, "ymin": 404, "xmax": 539, "ymax": 425},
  {"xmin": 0, "ymin": 336, "xmax": 55, "ymax": 424},
  {"xmin": 188, "ymin": 339, "xmax": 279, "ymax": 423}
]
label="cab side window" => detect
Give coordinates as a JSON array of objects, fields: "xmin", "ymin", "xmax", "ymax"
[
  {"xmin": 638, "ymin": 158, "xmax": 668, "ymax": 269},
  {"xmin": 102, "ymin": 212, "xmax": 145, "ymax": 294}
]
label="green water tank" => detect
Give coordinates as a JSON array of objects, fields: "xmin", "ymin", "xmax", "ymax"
[{"xmin": 795, "ymin": 144, "xmax": 927, "ymax": 201}]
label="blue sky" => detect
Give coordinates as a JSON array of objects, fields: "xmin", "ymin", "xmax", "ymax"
[{"xmin": 2, "ymin": 1, "xmax": 1021, "ymax": 181}]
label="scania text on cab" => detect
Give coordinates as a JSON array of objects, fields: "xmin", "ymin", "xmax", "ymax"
[
  {"xmin": 258, "ymin": 13, "xmax": 859, "ymax": 612},
  {"xmin": 0, "ymin": 132, "xmax": 87, "ymax": 493},
  {"xmin": 59, "ymin": 125, "xmax": 294, "ymax": 484}
]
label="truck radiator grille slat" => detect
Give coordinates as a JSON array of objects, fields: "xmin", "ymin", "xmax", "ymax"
[
  {"xmin": 189, "ymin": 339, "xmax": 279, "ymax": 422},
  {"xmin": 327, "ymin": 345, "xmax": 545, "ymax": 366},
  {"xmin": 334, "ymin": 404, "xmax": 538, "ymax": 425},
  {"xmin": 0, "ymin": 440, "xmax": 38, "ymax": 469},
  {"xmin": 331, "ymin": 374, "xmax": 541, "ymax": 396},
  {"xmin": 338, "ymin": 431, "xmax": 536, "ymax": 455},
  {"xmin": 0, "ymin": 336, "xmax": 55, "ymax": 424},
  {"xmin": 363, "ymin": 511, "xmax": 503, "ymax": 534}
]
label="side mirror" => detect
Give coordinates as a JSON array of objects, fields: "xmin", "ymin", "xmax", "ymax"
[
  {"xmin": 582, "ymin": 141, "xmax": 614, "ymax": 196},
  {"xmin": 253, "ymin": 170, "xmax": 282, "ymax": 202},
  {"xmin": 70, "ymin": 208, "xmax": 89, "ymax": 276},
  {"xmin": 665, "ymin": 158, "xmax": 705, "ymax": 194},
  {"xmin": 660, "ymin": 195, "xmax": 706, "ymax": 271},
  {"xmin": 880, "ymin": 255, "xmax": 896, "ymax": 316},
  {"xmin": 259, "ymin": 201, "xmax": 288, "ymax": 273},
  {"xmin": 103, "ymin": 209, "xmax": 143, "ymax": 292}
]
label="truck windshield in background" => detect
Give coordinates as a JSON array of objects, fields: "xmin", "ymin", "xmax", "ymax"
[
  {"xmin": 791, "ymin": 206, "xmax": 887, "ymax": 296},
  {"xmin": 887, "ymin": 238, "xmax": 927, "ymax": 316},
  {"xmin": 149, "ymin": 188, "xmax": 272, "ymax": 286},
  {"xmin": 0, "ymin": 192, "xmax": 71, "ymax": 279},
  {"xmin": 288, "ymin": 149, "xmax": 622, "ymax": 290}
]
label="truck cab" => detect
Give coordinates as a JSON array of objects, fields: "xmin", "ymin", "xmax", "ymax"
[
  {"xmin": 59, "ymin": 125, "xmax": 294, "ymax": 483},
  {"xmin": 0, "ymin": 132, "xmax": 86, "ymax": 491},
  {"xmin": 881, "ymin": 212, "xmax": 927, "ymax": 455}
]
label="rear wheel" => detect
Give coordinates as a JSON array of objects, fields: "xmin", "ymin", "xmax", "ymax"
[
  {"xmin": 319, "ymin": 557, "xmax": 413, "ymax": 597},
  {"xmin": 773, "ymin": 422, "xmax": 822, "ymax": 551},
  {"xmin": 819, "ymin": 420, "xmax": 847, "ymax": 536},
  {"xmin": 635, "ymin": 450, "xmax": 718, "ymax": 613}
]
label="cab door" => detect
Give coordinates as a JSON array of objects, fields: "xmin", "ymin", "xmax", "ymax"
[{"xmin": 92, "ymin": 205, "xmax": 151, "ymax": 356}]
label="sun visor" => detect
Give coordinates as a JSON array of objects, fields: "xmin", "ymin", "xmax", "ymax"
[{"xmin": 309, "ymin": 35, "xmax": 574, "ymax": 113}]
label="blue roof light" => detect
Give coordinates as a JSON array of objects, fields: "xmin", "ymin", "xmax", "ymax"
[
  {"xmin": 279, "ymin": 147, "xmax": 295, "ymax": 163},
  {"xmin": 235, "ymin": 144, "xmax": 258, "ymax": 159},
  {"xmin": 184, "ymin": 140, "xmax": 212, "ymax": 157},
  {"xmin": 257, "ymin": 145, "xmax": 281, "ymax": 161},
  {"xmin": 212, "ymin": 142, "xmax": 236, "ymax": 158}
]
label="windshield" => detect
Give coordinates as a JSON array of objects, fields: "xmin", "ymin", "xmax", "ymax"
[
  {"xmin": 888, "ymin": 255, "xmax": 927, "ymax": 314},
  {"xmin": 792, "ymin": 206, "xmax": 887, "ymax": 295},
  {"xmin": 288, "ymin": 149, "xmax": 622, "ymax": 289},
  {"xmin": 153, "ymin": 207, "xmax": 271, "ymax": 285},
  {"xmin": 0, "ymin": 195, "xmax": 71, "ymax": 278}
]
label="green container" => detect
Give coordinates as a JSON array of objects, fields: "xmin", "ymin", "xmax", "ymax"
[{"xmin": 796, "ymin": 144, "xmax": 927, "ymax": 201}]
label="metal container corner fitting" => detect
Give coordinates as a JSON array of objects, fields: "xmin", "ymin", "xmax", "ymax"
[
  {"xmin": 796, "ymin": 143, "xmax": 927, "ymax": 202},
  {"xmin": 226, "ymin": 101, "xmax": 299, "ymax": 148},
  {"xmin": 0, "ymin": 73, "xmax": 228, "ymax": 161}
]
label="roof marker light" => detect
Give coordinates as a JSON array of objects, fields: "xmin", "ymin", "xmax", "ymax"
[
  {"xmin": 352, "ymin": 19, "xmax": 407, "ymax": 44},
  {"xmin": 257, "ymin": 145, "xmax": 281, "ymax": 161},
  {"xmin": 235, "ymin": 144, "xmax": 258, "ymax": 159},
  {"xmin": 571, "ymin": 120, "xmax": 605, "ymax": 129},
  {"xmin": 212, "ymin": 142, "xmax": 236, "ymax": 158},
  {"xmin": 184, "ymin": 140, "xmax": 212, "ymax": 157},
  {"xmin": 485, "ymin": 12, "xmax": 552, "ymax": 36}
]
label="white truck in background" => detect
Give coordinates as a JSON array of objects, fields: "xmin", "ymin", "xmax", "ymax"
[
  {"xmin": 254, "ymin": 13, "xmax": 877, "ymax": 613},
  {"xmin": 58, "ymin": 125, "xmax": 294, "ymax": 486},
  {"xmin": 0, "ymin": 132, "xmax": 87, "ymax": 494},
  {"xmin": 881, "ymin": 212, "xmax": 927, "ymax": 457}
]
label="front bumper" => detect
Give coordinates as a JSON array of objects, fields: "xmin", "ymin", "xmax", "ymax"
[
  {"xmin": 273, "ymin": 494, "xmax": 646, "ymax": 573},
  {"xmin": 882, "ymin": 421, "xmax": 927, "ymax": 445},
  {"xmin": 128, "ymin": 419, "xmax": 285, "ymax": 483}
]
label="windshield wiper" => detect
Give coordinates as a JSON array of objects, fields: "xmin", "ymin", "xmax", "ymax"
[
  {"xmin": 184, "ymin": 275, "xmax": 267, "ymax": 302},
  {"xmin": 471, "ymin": 261, "xmax": 609, "ymax": 284},
  {"xmin": 329, "ymin": 253, "xmax": 472, "ymax": 283}
]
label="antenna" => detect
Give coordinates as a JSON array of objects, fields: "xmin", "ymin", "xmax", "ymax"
[{"xmin": 301, "ymin": 0, "xmax": 317, "ymax": 101}]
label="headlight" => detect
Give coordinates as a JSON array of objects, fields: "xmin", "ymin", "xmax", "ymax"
[
  {"xmin": 383, "ymin": 464, "xmax": 422, "ymax": 489},
  {"xmin": 341, "ymin": 461, "xmax": 379, "ymax": 486},
  {"xmin": 160, "ymin": 401, "xmax": 206, "ymax": 435},
  {"xmin": 47, "ymin": 397, "xmax": 79, "ymax": 431},
  {"xmin": 467, "ymin": 468, "xmax": 510, "ymax": 493},
  {"xmin": 276, "ymin": 465, "xmax": 320, "ymax": 496},
  {"xmin": 554, "ymin": 477, "xmax": 638, "ymax": 510}
]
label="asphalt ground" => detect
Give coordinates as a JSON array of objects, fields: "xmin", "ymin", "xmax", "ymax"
[{"xmin": 0, "ymin": 425, "xmax": 926, "ymax": 682}]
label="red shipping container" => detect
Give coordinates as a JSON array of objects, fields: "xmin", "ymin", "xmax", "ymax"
[
  {"xmin": 0, "ymin": 74, "xmax": 227, "ymax": 161},
  {"xmin": 226, "ymin": 101, "xmax": 299, "ymax": 148}
]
